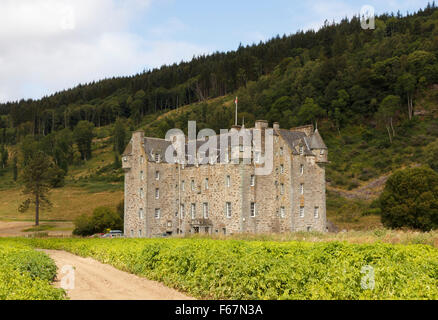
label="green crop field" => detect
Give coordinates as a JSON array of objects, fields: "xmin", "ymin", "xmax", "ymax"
[
  {"xmin": 0, "ymin": 239, "xmax": 66, "ymax": 300},
  {"xmin": 20, "ymin": 238, "xmax": 438, "ymax": 300}
]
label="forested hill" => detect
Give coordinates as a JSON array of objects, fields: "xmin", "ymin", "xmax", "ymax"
[{"xmin": 2, "ymin": 3, "xmax": 438, "ymax": 142}]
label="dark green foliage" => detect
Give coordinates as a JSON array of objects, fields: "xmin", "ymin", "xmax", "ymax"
[
  {"xmin": 12, "ymin": 154, "xmax": 17, "ymax": 181},
  {"xmin": 0, "ymin": 145, "xmax": 7, "ymax": 168},
  {"xmin": 73, "ymin": 206, "xmax": 123, "ymax": 236},
  {"xmin": 18, "ymin": 150, "xmax": 55, "ymax": 226},
  {"xmin": 73, "ymin": 121, "xmax": 94, "ymax": 161},
  {"xmin": 379, "ymin": 167, "xmax": 438, "ymax": 231},
  {"xmin": 113, "ymin": 118, "xmax": 127, "ymax": 155},
  {"xmin": 425, "ymin": 140, "xmax": 438, "ymax": 171}
]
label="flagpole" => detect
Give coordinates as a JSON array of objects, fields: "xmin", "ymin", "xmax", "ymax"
[{"xmin": 235, "ymin": 96, "xmax": 238, "ymax": 126}]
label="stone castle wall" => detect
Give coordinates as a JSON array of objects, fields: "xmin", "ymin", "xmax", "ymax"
[{"xmin": 123, "ymin": 126, "xmax": 327, "ymax": 237}]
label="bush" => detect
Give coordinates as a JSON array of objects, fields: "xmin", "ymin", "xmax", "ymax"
[
  {"xmin": 0, "ymin": 240, "xmax": 65, "ymax": 300},
  {"xmin": 73, "ymin": 206, "xmax": 123, "ymax": 236},
  {"xmin": 379, "ymin": 167, "xmax": 438, "ymax": 231}
]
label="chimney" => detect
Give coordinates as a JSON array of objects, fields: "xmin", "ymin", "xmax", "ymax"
[
  {"xmin": 255, "ymin": 120, "xmax": 269, "ymax": 130},
  {"xmin": 273, "ymin": 122, "xmax": 280, "ymax": 130}
]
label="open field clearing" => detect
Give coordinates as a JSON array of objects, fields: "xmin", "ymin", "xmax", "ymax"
[
  {"xmin": 0, "ymin": 187, "xmax": 123, "ymax": 221},
  {"xmin": 0, "ymin": 240, "xmax": 66, "ymax": 300},
  {"xmin": 19, "ymin": 238, "xmax": 438, "ymax": 300},
  {"xmin": 0, "ymin": 221, "xmax": 74, "ymax": 237}
]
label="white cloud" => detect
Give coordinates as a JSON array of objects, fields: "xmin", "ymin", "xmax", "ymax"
[{"xmin": 0, "ymin": 0, "xmax": 208, "ymax": 102}]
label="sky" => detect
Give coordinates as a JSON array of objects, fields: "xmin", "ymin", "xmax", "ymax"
[{"xmin": 0, "ymin": 0, "xmax": 432, "ymax": 103}]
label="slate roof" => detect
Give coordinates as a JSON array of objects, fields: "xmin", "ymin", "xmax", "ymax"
[
  {"xmin": 309, "ymin": 129, "xmax": 327, "ymax": 149},
  {"xmin": 140, "ymin": 126, "xmax": 327, "ymax": 163}
]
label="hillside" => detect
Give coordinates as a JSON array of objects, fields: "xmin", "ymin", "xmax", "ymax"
[{"xmin": 1, "ymin": 4, "xmax": 438, "ymax": 231}]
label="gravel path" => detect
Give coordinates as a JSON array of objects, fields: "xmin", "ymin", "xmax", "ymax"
[{"xmin": 43, "ymin": 249, "xmax": 194, "ymax": 300}]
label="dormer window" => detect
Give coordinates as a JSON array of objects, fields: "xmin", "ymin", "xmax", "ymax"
[
  {"xmin": 155, "ymin": 153, "xmax": 161, "ymax": 162},
  {"xmin": 320, "ymin": 150, "xmax": 325, "ymax": 155},
  {"xmin": 299, "ymin": 146, "xmax": 304, "ymax": 155}
]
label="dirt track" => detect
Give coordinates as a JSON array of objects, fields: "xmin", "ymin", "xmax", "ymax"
[
  {"xmin": 44, "ymin": 250, "xmax": 194, "ymax": 300},
  {"xmin": 0, "ymin": 221, "xmax": 73, "ymax": 237}
]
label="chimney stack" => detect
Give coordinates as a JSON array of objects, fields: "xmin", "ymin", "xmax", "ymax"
[{"xmin": 255, "ymin": 120, "xmax": 269, "ymax": 130}]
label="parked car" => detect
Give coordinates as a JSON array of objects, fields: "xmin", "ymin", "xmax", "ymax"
[{"xmin": 101, "ymin": 230, "xmax": 124, "ymax": 238}]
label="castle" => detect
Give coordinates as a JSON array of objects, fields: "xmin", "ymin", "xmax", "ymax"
[{"xmin": 122, "ymin": 120, "xmax": 328, "ymax": 238}]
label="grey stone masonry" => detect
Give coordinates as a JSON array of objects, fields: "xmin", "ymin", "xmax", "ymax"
[{"xmin": 122, "ymin": 121, "xmax": 328, "ymax": 237}]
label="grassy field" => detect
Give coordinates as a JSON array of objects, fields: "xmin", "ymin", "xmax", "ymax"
[
  {"xmin": 20, "ymin": 237, "xmax": 438, "ymax": 300},
  {"xmin": 0, "ymin": 186, "xmax": 123, "ymax": 222}
]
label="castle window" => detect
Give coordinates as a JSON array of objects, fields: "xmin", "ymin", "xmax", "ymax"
[
  {"xmin": 140, "ymin": 188, "xmax": 144, "ymax": 199},
  {"xmin": 226, "ymin": 175, "xmax": 231, "ymax": 187},
  {"xmin": 314, "ymin": 207, "xmax": 319, "ymax": 219},
  {"xmin": 155, "ymin": 171, "xmax": 160, "ymax": 180},
  {"xmin": 280, "ymin": 183, "xmax": 285, "ymax": 195},
  {"xmin": 155, "ymin": 209, "xmax": 161, "ymax": 219},
  {"xmin": 280, "ymin": 207, "xmax": 285, "ymax": 218},
  {"xmin": 140, "ymin": 170, "xmax": 144, "ymax": 181},
  {"xmin": 140, "ymin": 155, "xmax": 144, "ymax": 164},
  {"xmin": 280, "ymin": 147, "xmax": 284, "ymax": 156},
  {"xmin": 191, "ymin": 203, "xmax": 196, "ymax": 219},
  {"xmin": 191, "ymin": 180, "xmax": 195, "ymax": 191},
  {"xmin": 250, "ymin": 202, "xmax": 256, "ymax": 217},
  {"xmin": 131, "ymin": 230, "xmax": 134, "ymax": 237},
  {"xmin": 280, "ymin": 164, "xmax": 284, "ymax": 174},
  {"xmin": 300, "ymin": 206, "xmax": 305, "ymax": 218},
  {"xmin": 167, "ymin": 221, "xmax": 172, "ymax": 227},
  {"xmin": 240, "ymin": 144, "xmax": 244, "ymax": 152},
  {"xmin": 138, "ymin": 230, "xmax": 142, "ymax": 237},
  {"xmin": 205, "ymin": 178, "xmax": 209, "ymax": 190},
  {"xmin": 300, "ymin": 164, "xmax": 304, "ymax": 176},
  {"xmin": 300, "ymin": 184, "xmax": 304, "ymax": 195},
  {"xmin": 180, "ymin": 204, "xmax": 185, "ymax": 219},
  {"xmin": 299, "ymin": 146, "xmax": 304, "ymax": 155},
  {"xmin": 155, "ymin": 188, "xmax": 159, "ymax": 199},
  {"xmin": 139, "ymin": 208, "xmax": 144, "ymax": 220},
  {"xmin": 254, "ymin": 152, "xmax": 261, "ymax": 164},
  {"xmin": 250, "ymin": 175, "xmax": 255, "ymax": 187},
  {"xmin": 155, "ymin": 153, "xmax": 161, "ymax": 162},
  {"xmin": 181, "ymin": 180, "xmax": 185, "ymax": 191},
  {"xmin": 226, "ymin": 202, "xmax": 232, "ymax": 218},
  {"xmin": 320, "ymin": 150, "xmax": 325, "ymax": 155},
  {"xmin": 203, "ymin": 203, "xmax": 209, "ymax": 219}
]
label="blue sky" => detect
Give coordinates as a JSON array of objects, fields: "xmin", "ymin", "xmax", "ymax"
[{"xmin": 0, "ymin": 0, "xmax": 432, "ymax": 102}]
